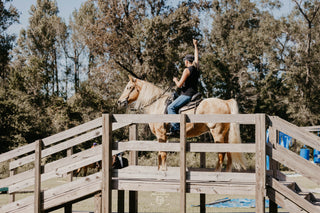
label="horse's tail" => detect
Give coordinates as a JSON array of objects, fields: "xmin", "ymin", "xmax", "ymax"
[{"xmin": 228, "ymin": 99, "xmax": 247, "ymax": 170}]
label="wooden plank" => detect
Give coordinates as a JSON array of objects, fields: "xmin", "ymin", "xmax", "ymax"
[
  {"xmin": 102, "ymin": 114, "xmax": 112, "ymax": 213},
  {"xmin": 267, "ymin": 177, "xmax": 320, "ymax": 212},
  {"xmin": 114, "ymin": 141, "xmax": 255, "ymax": 153},
  {"xmin": 113, "ymin": 166, "xmax": 256, "ymax": 182},
  {"xmin": 180, "ymin": 114, "xmax": 187, "ymax": 213},
  {"xmin": 255, "ymin": 114, "xmax": 266, "ymax": 213},
  {"xmin": 42, "ymin": 117, "xmax": 102, "ymax": 146},
  {"xmin": 267, "ymin": 187, "xmax": 307, "ymax": 213},
  {"xmin": 3, "ymin": 146, "xmax": 100, "ymax": 189},
  {"xmin": 112, "ymin": 114, "xmax": 255, "ymax": 124},
  {"xmin": 34, "ymin": 140, "xmax": 42, "ymax": 213},
  {"xmin": 301, "ymin": 125, "xmax": 320, "ymax": 132},
  {"xmin": 187, "ymin": 114, "xmax": 255, "ymax": 124},
  {"xmin": 0, "ymin": 142, "xmax": 35, "ymax": 163},
  {"xmin": 9, "ymin": 152, "xmax": 102, "ymax": 193},
  {"xmin": 94, "ymin": 193, "xmax": 102, "ymax": 213},
  {"xmin": 269, "ymin": 116, "xmax": 320, "ymax": 151},
  {"xmin": 1, "ymin": 173, "xmax": 102, "ymax": 213},
  {"xmin": 10, "ymin": 128, "xmax": 103, "ymax": 170},
  {"xmin": 113, "ymin": 179, "xmax": 256, "ymax": 195},
  {"xmin": 270, "ymin": 143, "xmax": 320, "ymax": 185}
]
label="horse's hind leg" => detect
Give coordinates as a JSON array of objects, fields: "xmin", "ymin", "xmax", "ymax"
[{"xmin": 226, "ymin": 152, "xmax": 232, "ymax": 172}]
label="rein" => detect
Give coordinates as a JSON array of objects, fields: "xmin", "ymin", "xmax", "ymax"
[{"xmin": 140, "ymin": 86, "xmax": 172, "ymax": 110}]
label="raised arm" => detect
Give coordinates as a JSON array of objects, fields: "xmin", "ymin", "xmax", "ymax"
[{"xmin": 193, "ymin": 39, "xmax": 199, "ymax": 68}]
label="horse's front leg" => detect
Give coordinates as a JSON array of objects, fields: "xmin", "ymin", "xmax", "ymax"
[
  {"xmin": 158, "ymin": 151, "xmax": 167, "ymax": 171},
  {"xmin": 215, "ymin": 152, "xmax": 225, "ymax": 172}
]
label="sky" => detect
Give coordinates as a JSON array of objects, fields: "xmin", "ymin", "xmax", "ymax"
[{"xmin": 7, "ymin": 0, "xmax": 295, "ymax": 36}]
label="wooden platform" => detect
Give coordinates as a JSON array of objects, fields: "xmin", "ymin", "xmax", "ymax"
[{"xmin": 0, "ymin": 166, "xmax": 256, "ymax": 212}]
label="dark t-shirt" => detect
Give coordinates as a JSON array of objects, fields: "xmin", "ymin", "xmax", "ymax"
[{"xmin": 181, "ymin": 66, "xmax": 199, "ymax": 96}]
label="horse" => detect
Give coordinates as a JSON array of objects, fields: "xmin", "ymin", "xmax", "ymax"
[{"xmin": 117, "ymin": 76, "xmax": 246, "ymax": 172}]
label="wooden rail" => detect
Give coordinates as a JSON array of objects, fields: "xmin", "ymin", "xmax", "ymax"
[
  {"xmin": 2, "ymin": 113, "xmax": 319, "ymax": 213},
  {"xmin": 267, "ymin": 116, "xmax": 320, "ymax": 212}
]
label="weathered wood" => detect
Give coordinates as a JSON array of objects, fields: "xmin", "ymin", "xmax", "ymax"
[
  {"xmin": 269, "ymin": 116, "xmax": 320, "ymax": 150},
  {"xmin": 113, "ymin": 140, "xmax": 255, "ymax": 153},
  {"xmin": 113, "ymin": 166, "xmax": 256, "ymax": 182},
  {"xmin": 112, "ymin": 114, "xmax": 255, "ymax": 124},
  {"xmin": 94, "ymin": 193, "xmax": 102, "ymax": 213},
  {"xmin": 255, "ymin": 114, "xmax": 266, "ymax": 213},
  {"xmin": 180, "ymin": 114, "xmax": 187, "ymax": 213},
  {"xmin": 1, "ymin": 173, "xmax": 102, "ymax": 213},
  {"xmin": 129, "ymin": 124, "xmax": 138, "ymax": 213},
  {"xmin": 10, "ymin": 128, "xmax": 103, "ymax": 170},
  {"xmin": 8, "ymin": 147, "xmax": 103, "ymax": 193},
  {"xmin": 102, "ymin": 114, "xmax": 112, "ymax": 213},
  {"xmin": 267, "ymin": 187, "xmax": 308, "ymax": 213},
  {"xmin": 0, "ymin": 142, "xmax": 35, "ymax": 163},
  {"xmin": 114, "ymin": 179, "xmax": 255, "ymax": 195},
  {"xmin": 42, "ymin": 117, "xmax": 102, "ymax": 146},
  {"xmin": 34, "ymin": 140, "xmax": 42, "ymax": 213},
  {"xmin": 9, "ymin": 166, "xmax": 16, "ymax": 203},
  {"xmin": 10, "ymin": 122, "xmax": 129, "ymax": 170},
  {"xmin": 267, "ymin": 177, "xmax": 320, "ymax": 212},
  {"xmin": 67, "ymin": 147, "xmax": 73, "ymax": 182},
  {"xmin": 301, "ymin": 125, "xmax": 320, "ymax": 132},
  {"xmin": 270, "ymin": 143, "xmax": 320, "ymax": 185}
]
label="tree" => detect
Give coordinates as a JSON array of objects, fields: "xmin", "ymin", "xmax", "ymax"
[
  {"xmin": 201, "ymin": 0, "xmax": 288, "ymax": 117},
  {"xmin": 282, "ymin": 0, "xmax": 320, "ymax": 125},
  {"xmin": 0, "ymin": 0, "xmax": 18, "ymax": 85},
  {"xmin": 85, "ymin": 0, "xmax": 201, "ymax": 85}
]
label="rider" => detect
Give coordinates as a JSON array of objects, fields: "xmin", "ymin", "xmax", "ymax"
[{"xmin": 167, "ymin": 39, "xmax": 200, "ymax": 137}]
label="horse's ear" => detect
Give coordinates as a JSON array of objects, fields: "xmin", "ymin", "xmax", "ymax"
[{"xmin": 129, "ymin": 75, "xmax": 136, "ymax": 82}]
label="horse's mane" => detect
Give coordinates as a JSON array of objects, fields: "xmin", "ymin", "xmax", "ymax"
[{"xmin": 133, "ymin": 80, "xmax": 168, "ymax": 109}]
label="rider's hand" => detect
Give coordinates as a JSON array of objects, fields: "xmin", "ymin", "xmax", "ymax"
[{"xmin": 193, "ymin": 39, "xmax": 198, "ymax": 46}]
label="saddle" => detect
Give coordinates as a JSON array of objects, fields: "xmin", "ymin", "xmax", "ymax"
[{"xmin": 165, "ymin": 92, "xmax": 203, "ymax": 114}]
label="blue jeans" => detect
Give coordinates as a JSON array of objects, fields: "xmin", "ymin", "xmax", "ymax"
[{"xmin": 167, "ymin": 95, "xmax": 191, "ymax": 131}]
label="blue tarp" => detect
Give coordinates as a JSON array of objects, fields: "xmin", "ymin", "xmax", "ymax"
[{"xmin": 205, "ymin": 198, "xmax": 280, "ymax": 208}]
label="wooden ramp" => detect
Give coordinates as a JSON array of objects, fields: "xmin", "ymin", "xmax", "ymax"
[{"xmin": 1, "ymin": 114, "xmax": 320, "ymax": 213}]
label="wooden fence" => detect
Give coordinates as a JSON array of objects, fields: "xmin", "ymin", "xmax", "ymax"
[{"xmin": 0, "ymin": 113, "xmax": 319, "ymax": 213}]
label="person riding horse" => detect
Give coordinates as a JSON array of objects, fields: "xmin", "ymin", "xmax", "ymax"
[{"xmin": 167, "ymin": 39, "xmax": 200, "ymax": 137}]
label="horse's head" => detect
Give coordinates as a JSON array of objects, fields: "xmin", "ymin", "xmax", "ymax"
[{"xmin": 117, "ymin": 75, "xmax": 141, "ymax": 108}]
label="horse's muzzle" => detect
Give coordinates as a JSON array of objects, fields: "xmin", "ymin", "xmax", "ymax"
[{"xmin": 117, "ymin": 99, "xmax": 128, "ymax": 108}]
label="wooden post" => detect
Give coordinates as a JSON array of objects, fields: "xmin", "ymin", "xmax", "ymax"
[
  {"xmin": 269, "ymin": 126, "xmax": 279, "ymax": 213},
  {"xmin": 94, "ymin": 193, "xmax": 102, "ymax": 213},
  {"xmin": 65, "ymin": 147, "xmax": 73, "ymax": 212},
  {"xmin": 180, "ymin": 114, "xmax": 187, "ymax": 213},
  {"xmin": 34, "ymin": 139, "xmax": 43, "ymax": 213},
  {"xmin": 102, "ymin": 114, "xmax": 112, "ymax": 213},
  {"xmin": 9, "ymin": 165, "xmax": 16, "ymax": 202},
  {"xmin": 200, "ymin": 134, "xmax": 206, "ymax": 213},
  {"xmin": 129, "ymin": 124, "xmax": 138, "ymax": 213},
  {"xmin": 255, "ymin": 114, "xmax": 266, "ymax": 213}
]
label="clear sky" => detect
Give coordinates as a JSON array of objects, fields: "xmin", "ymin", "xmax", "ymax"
[{"xmin": 7, "ymin": 0, "xmax": 295, "ymax": 36}]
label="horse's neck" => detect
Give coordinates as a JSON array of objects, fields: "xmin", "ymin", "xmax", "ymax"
[
  {"xmin": 136, "ymin": 81, "xmax": 167, "ymax": 112},
  {"xmin": 144, "ymin": 95, "xmax": 169, "ymax": 114}
]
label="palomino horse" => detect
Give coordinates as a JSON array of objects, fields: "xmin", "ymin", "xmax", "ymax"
[{"xmin": 117, "ymin": 76, "xmax": 246, "ymax": 172}]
